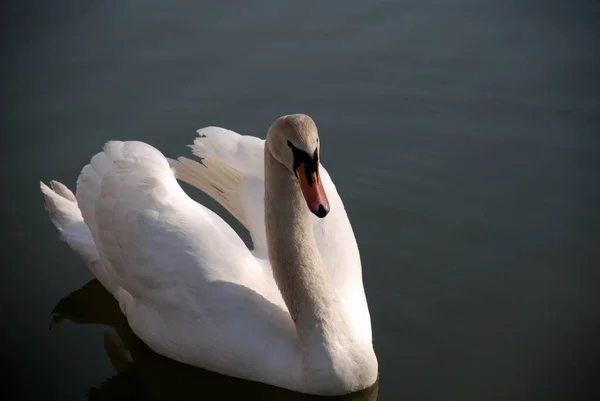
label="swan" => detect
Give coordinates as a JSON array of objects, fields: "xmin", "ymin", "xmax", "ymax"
[{"xmin": 40, "ymin": 114, "xmax": 378, "ymax": 395}]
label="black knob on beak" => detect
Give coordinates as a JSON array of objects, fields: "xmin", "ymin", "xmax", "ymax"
[{"xmin": 315, "ymin": 204, "xmax": 329, "ymax": 218}]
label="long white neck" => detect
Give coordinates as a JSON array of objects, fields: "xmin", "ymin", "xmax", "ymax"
[{"xmin": 264, "ymin": 150, "xmax": 377, "ymax": 393}]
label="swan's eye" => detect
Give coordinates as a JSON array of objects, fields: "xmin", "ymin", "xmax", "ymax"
[
  {"xmin": 288, "ymin": 141, "xmax": 318, "ymax": 185},
  {"xmin": 288, "ymin": 141, "xmax": 319, "ymax": 165},
  {"xmin": 288, "ymin": 141, "xmax": 303, "ymax": 171}
]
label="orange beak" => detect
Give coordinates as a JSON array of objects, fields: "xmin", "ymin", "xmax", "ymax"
[{"xmin": 297, "ymin": 163, "xmax": 330, "ymax": 218}]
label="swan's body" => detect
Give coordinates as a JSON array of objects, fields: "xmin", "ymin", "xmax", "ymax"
[{"xmin": 41, "ymin": 114, "xmax": 377, "ymax": 395}]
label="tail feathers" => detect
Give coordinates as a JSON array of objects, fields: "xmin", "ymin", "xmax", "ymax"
[
  {"xmin": 49, "ymin": 180, "xmax": 78, "ymax": 203},
  {"xmin": 169, "ymin": 156, "xmax": 248, "ymax": 228},
  {"xmin": 41, "ymin": 181, "xmax": 82, "ymax": 228},
  {"xmin": 41, "ymin": 181, "xmax": 100, "ymax": 263}
]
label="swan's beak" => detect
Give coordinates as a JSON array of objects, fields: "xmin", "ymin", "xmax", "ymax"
[{"xmin": 297, "ymin": 163, "xmax": 330, "ymax": 218}]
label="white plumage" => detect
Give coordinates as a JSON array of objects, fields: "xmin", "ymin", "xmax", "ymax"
[{"xmin": 41, "ymin": 118, "xmax": 376, "ymax": 395}]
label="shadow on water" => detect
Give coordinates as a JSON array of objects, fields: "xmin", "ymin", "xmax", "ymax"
[{"xmin": 51, "ymin": 279, "xmax": 379, "ymax": 401}]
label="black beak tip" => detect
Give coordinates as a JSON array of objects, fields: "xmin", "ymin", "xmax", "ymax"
[{"xmin": 315, "ymin": 204, "xmax": 329, "ymax": 218}]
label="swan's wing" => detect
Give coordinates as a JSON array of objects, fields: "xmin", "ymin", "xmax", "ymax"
[
  {"xmin": 191, "ymin": 126, "xmax": 265, "ymax": 178},
  {"xmin": 172, "ymin": 129, "xmax": 373, "ymax": 343},
  {"xmin": 169, "ymin": 127, "xmax": 269, "ymax": 258},
  {"xmin": 76, "ymin": 141, "xmax": 299, "ymax": 384}
]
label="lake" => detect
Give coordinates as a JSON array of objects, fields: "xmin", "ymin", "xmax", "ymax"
[{"xmin": 2, "ymin": 1, "xmax": 599, "ymax": 400}]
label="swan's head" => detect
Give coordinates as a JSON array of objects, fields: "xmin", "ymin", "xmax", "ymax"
[{"xmin": 266, "ymin": 114, "xmax": 330, "ymax": 218}]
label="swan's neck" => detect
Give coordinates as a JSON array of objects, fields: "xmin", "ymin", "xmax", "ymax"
[
  {"xmin": 264, "ymin": 150, "xmax": 376, "ymax": 391},
  {"xmin": 264, "ymin": 151, "xmax": 346, "ymax": 332}
]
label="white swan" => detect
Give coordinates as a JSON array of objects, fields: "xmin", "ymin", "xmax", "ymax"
[{"xmin": 40, "ymin": 114, "xmax": 378, "ymax": 395}]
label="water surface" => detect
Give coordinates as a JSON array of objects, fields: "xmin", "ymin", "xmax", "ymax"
[{"xmin": 2, "ymin": 1, "xmax": 599, "ymax": 400}]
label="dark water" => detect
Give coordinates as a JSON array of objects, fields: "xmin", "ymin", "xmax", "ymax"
[{"xmin": 2, "ymin": 1, "xmax": 600, "ymax": 400}]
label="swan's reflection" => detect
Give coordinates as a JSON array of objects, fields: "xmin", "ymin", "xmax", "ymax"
[{"xmin": 52, "ymin": 279, "xmax": 379, "ymax": 401}]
